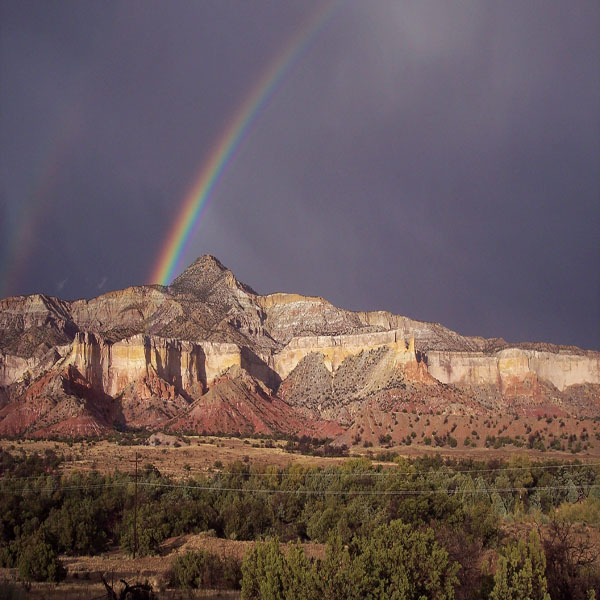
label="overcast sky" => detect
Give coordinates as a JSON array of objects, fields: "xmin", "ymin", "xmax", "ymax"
[{"xmin": 1, "ymin": 0, "xmax": 598, "ymax": 349}]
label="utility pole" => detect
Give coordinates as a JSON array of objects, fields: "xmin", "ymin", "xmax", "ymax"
[{"xmin": 133, "ymin": 452, "xmax": 138, "ymax": 559}]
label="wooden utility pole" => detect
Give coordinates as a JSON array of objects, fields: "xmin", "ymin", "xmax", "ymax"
[{"xmin": 133, "ymin": 452, "xmax": 138, "ymax": 559}]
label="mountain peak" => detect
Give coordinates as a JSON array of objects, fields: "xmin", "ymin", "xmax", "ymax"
[
  {"xmin": 186, "ymin": 254, "xmax": 228, "ymax": 273},
  {"xmin": 169, "ymin": 255, "xmax": 257, "ymax": 296}
]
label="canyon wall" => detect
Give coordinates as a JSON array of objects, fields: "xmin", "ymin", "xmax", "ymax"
[
  {"xmin": 1, "ymin": 257, "xmax": 598, "ymax": 431},
  {"xmin": 0, "ymin": 352, "xmax": 37, "ymax": 386},
  {"xmin": 272, "ymin": 330, "xmax": 416, "ymax": 379},
  {"xmin": 0, "ymin": 346, "xmax": 68, "ymax": 387},
  {"xmin": 426, "ymin": 348, "xmax": 600, "ymax": 391},
  {"xmin": 65, "ymin": 333, "xmax": 241, "ymax": 396},
  {"xmin": 2, "ymin": 332, "xmax": 240, "ymax": 395}
]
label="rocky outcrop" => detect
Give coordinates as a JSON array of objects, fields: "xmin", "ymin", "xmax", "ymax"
[
  {"xmin": 0, "ymin": 352, "xmax": 37, "ymax": 386},
  {"xmin": 0, "ymin": 365, "xmax": 115, "ymax": 437},
  {"xmin": 0, "ymin": 294, "xmax": 76, "ymax": 358},
  {"xmin": 65, "ymin": 332, "xmax": 240, "ymax": 397},
  {"xmin": 0, "ymin": 345, "xmax": 69, "ymax": 388}
]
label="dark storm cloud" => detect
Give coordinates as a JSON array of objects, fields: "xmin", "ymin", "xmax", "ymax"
[{"xmin": 0, "ymin": 1, "xmax": 598, "ymax": 348}]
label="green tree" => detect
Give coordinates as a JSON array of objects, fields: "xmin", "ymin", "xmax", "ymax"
[
  {"xmin": 172, "ymin": 549, "xmax": 241, "ymax": 589},
  {"xmin": 17, "ymin": 533, "xmax": 66, "ymax": 582},
  {"xmin": 120, "ymin": 504, "xmax": 165, "ymax": 557},
  {"xmin": 508, "ymin": 455, "xmax": 533, "ymax": 491},
  {"xmin": 242, "ymin": 539, "xmax": 319, "ymax": 600},
  {"xmin": 221, "ymin": 496, "xmax": 272, "ymax": 540},
  {"xmin": 464, "ymin": 501, "xmax": 500, "ymax": 546},
  {"xmin": 304, "ymin": 504, "xmax": 340, "ymax": 542},
  {"xmin": 242, "ymin": 521, "xmax": 459, "ymax": 600},
  {"xmin": 490, "ymin": 531, "xmax": 550, "ymax": 600},
  {"xmin": 567, "ymin": 479, "xmax": 579, "ymax": 504},
  {"xmin": 316, "ymin": 534, "xmax": 357, "ymax": 600},
  {"xmin": 342, "ymin": 519, "xmax": 459, "ymax": 599},
  {"xmin": 45, "ymin": 497, "xmax": 107, "ymax": 555}
]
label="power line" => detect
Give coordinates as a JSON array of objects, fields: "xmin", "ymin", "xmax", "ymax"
[
  {"xmin": 134, "ymin": 481, "xmax": 600, "ymax": 496},
  {"xmin": 205, "ymin": 462, "xmax": 600, "ymax": 477},
  {"xmin": 2, "ymin": 459, "xmax": 598, "ymax": 483},
  {"xmin": 1, "ymin": 479, "xmax": 598, "ymax": 497}
]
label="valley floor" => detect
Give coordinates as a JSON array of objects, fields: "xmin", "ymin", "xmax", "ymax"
[
  {"xmin": 1, "ymin": 415, "xmax": 598, "ymax": 483},
  {"xmin": 1, "ymin": 435, "xmax": 599, "ymax": 599}
]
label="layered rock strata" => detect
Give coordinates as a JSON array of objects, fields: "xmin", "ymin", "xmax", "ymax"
[
  {"xmin": 0, "ymin": 254, "xmax": 598, "ymax": 437},
  {"xmin": 427, "ymin": 349, "xmax": 600, "ymax": 392}
]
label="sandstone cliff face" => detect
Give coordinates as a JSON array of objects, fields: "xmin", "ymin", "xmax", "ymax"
[
  {"xmin": 272, "ymin": 330, "xmax": 416, "ymax": 380},
  {"xmin": 0, "ymin": 364, "xmax": 117, "ymax": 437},
  {"xmin": 167, "ymin": 365, "xmax": 343, "ymax": 438},
  {"xmin": 427, "ymin": 348, "xmax": 600, "ymax": 392},
  {"xmin": 0, "ymin": 254, "xmax": 598, "ymax": 437},
  {"xmin": 0, "ymin": 352, "xmax": 37, "ymax": 386},
  {"xmin": 65, "ymin": 332, "xmax": 241, "ymax": 397},
  {"xmin": 70, "ymin": 286, "xmax": 182, "ymax": 339}
]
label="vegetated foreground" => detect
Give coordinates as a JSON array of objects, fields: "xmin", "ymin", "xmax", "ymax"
[{"xmin": 0, "ymin": 440, "xmax": 599, "ymax": 599}]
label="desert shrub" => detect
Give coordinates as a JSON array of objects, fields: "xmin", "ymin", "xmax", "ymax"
[
  {"xmin": 242, "ymin": 521, "xmax": 459, "ymax": 600},
  {"xmin": 0, "ymin": 448, "xmax": 62, "ymax": 478},
  {"xmin": 44, "ymin": 497, "xmax": 108, "ymax": 555},
  {"xmin": 305, "ymin": 505, "xmax": 340, "ymax": 542},
  {"xmin": 154, "ymin": 499, "xmax": 218, "ymax": 537},
  {"xmin": 543, "ymin": 518, "xmax": 600, "ymax": 600},
  {"xmin": 340, "ymin": 520, "xmax": 459, "ymax": 599},
  {"xmin": 555, "ymin": 497, "xmax": 600, "ymax": 526},
  {"xmin": 120, "ymin": 504, "xmax": 166, "ymax": 557},
  {"xmin": 242, "ymin": 539, "xmax": 315, "ymax": 600},
  {"xmin": 220, "ymin": 496, "xmax": 273, "ymax": 540},
  {"xmin": 490, "ymin": 530, "xmax": 549, "ymax": 600},
  {"xmin": 17, "ymin": 533, "xmax": 66, "ymax": 582},
  {"xmin": 463, "ymin": 501, "xmax": 501, "ymax": 547},
  {"xmin": 172, "ymin": 550, "xmax": 241, "ymax": 589},
  {"xmin": 0, "ymin": 540, "xmax": 20, "ymax": 568},
  {"xmin": 390, "ymin": 492, "xmax": 463, "ymax": 528}
]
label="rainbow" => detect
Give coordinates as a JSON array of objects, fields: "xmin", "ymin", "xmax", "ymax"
[
  {"xmin": 150, "ymin": 0, "xmax": 343, "ymax": 286},
  {"xmin": 0, "ymin": 116, "xmax": 79, "ymax": 298}
]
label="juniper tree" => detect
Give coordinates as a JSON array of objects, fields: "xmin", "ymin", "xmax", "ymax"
[{"xmin": 490, "ymin": 531, "xmax": 550, "ymax": 600}]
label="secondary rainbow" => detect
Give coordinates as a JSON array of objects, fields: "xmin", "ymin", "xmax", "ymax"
[
  {"xmin": 0, "ymin": 117, "xmax": 79, "ymax": 298},
  {"xmin": 150, "ymin": 1, "xmax": 342, "ymax": 286}
]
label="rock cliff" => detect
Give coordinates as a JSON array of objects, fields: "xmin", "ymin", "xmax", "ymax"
[
  {"xmin": 0, "ymin": 255, "xmax": 598, "ymax": 437},
  {"xmin": 427, "ymin": 348, "xmax": 600, "ymax": 392}
]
